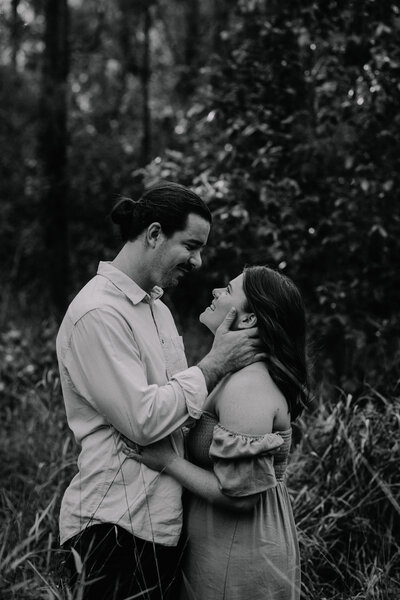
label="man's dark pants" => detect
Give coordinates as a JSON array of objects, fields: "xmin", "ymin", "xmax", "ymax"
[{"xmin": 61, "ymin": 523, "xmax": 182, "ymax": 600}]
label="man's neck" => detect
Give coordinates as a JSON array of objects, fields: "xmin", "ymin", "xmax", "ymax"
[{"xmin": 112, "ymin": 243, "xmax": 155, "ymax": 294}]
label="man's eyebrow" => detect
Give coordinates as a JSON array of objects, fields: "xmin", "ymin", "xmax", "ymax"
[{"xmin": 186, "ymin": 238, "xmax": 207, "ymax": 247}]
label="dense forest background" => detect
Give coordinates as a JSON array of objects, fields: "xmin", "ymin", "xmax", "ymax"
[{"xmin": 1, "ymin": 0, "xmax": 400, "ymax": 598}]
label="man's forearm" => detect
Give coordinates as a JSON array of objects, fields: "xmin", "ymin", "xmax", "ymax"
[{"xmin": 197, "ymin": 353, "xmax": 226, "ymax": 393}]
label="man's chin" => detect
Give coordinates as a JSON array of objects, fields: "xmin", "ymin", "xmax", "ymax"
[
  {"xmin": 162, "ymin": 280, "xmax": 178, "ymax": 289},
  {"xmin": 170, "ymin": 268, "xmax": 188, "ymax": 286},
  {"xmin": 162, "ymin": 274, "xmax": 181, "ymax": 288}
]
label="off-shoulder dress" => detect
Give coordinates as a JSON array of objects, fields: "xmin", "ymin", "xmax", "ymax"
[{"xmin": 180, "ymin": 411, "xmax": 300, "ymax": 600}]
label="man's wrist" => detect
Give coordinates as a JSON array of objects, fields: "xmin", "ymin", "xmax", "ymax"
[{"xmin": 197, "ymin": 353, "xmax": 225, "ymax": 393}]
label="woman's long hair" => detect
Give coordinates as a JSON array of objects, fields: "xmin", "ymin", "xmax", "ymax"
[{"xmin": 242, "ymin": 266, "xmax": 309, "ymax": 421}]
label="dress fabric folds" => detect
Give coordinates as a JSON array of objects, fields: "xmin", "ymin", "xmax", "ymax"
[{"xmin": 180, "ymin": 411, "xmax": 300, "ymax": 600}]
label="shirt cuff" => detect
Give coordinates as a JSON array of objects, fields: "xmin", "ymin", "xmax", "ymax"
[{"xmin": 171, "ymin": 366, "xmax": 208, "ymax": 420}]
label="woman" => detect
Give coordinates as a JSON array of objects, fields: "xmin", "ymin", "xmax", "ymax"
[{"xmin": 124, "ymin": 266, "xmax": 309, "ymax": 600}]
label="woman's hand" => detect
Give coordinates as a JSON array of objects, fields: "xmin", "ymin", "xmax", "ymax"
[{"xmin": 120, "ymin": 435, "xmax": 178, "ymax": 472}]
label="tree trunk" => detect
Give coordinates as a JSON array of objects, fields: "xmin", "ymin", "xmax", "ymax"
[
  {"xmin": 140, "ymin": 5, "xmax": 151, "ymax": 166},
  {"xmin": 182, "ymin": 0, "xmax": 199, "ymax": 95},
  {"xmin": 10, "ymin": 0, "xmax": 21, "ymax": 70},
  {"xmin": 38, "ymin": 0, "xmax": 70, "ymax": 319}
]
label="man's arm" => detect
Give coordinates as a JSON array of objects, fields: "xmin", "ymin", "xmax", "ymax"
[
  {"xmin": 122, "ymin": 438, "xmax": 260, "ymax": 513},
  {"xmin": 65, "ymin": 308, "xmax": 207, "ymax": 445},
  {"xmin": 66, "ymin": 307, "xmax": 264, "ymax": 445},
  {"xmin": 121, "ymin": 369, "xmax": 278, "ymax": 511}
]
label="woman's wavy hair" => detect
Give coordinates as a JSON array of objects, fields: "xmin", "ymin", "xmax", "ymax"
[{"xmin": 242, "ymin": 265, "xmax": 309, "ymax": 421}]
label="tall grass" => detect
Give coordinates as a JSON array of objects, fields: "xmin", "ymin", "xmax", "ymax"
[
  {"xmin": 291, "ymin": 390, "xmax": 400, "ymax": 599},
  {"xmin": 0, "ymin": 321, "xmax": 76, "ymax": 599},
  {"xmin": 1, "ymin": 320, "xmax": 399, "ymax": 599}
]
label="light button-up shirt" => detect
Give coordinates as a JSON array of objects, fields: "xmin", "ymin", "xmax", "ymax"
[{"xmin": 56, "ymin": 262, "xmax": 208, "ymax": 546}]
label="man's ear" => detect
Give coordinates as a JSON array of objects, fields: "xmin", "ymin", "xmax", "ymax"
[
  {"xmin": 236, "ymin": 312, "xmax": 257, "ymax": 329},
  {"xmin": 146, "ymin": 222, "xmax": 162, "ymax": 248}
]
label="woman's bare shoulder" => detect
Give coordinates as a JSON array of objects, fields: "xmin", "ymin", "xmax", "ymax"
[
  {"xmin": 223, "ymin": 362, "xmax": 282, "ymax": 396},
  {"xmin": 215, "ymin": 363, "xmax": 288, "ymax": 435}
]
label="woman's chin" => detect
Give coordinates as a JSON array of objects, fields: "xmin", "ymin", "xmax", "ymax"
[{"xmin": 199, "ymin": 311, "xmax": 216, "ymax": 333}]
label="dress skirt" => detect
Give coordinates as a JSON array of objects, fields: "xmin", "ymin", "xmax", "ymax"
[{"xmin": 180, "ymin": 413, "xmax": 300, "ymax": 600}]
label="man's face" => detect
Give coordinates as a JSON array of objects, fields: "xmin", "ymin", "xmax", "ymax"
[{"xmin": 153, "ymin": 213, "xmax": 210, "ymax": 288}]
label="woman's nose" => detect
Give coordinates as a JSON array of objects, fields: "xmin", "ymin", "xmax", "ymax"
[{"xmin": 212, "ymin": 288, "xmax": 221, "ymax": 299}]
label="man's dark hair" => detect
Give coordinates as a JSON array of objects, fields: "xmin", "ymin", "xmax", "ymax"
[{"xmin": 111, "ymin": 181, "xmax": 211, "ymax": 242}]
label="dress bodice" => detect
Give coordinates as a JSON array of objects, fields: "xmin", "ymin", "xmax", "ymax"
[{"xmin": 186, "ymin": 410, "xmax": 292, "ymax": 483}]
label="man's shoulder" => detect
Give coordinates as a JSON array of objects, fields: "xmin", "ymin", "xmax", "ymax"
[{"xmin": 67, "ymin": 275, "xmax": 122, "ymax": 324}]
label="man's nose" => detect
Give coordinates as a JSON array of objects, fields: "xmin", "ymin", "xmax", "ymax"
[
  {"xmin": 189, "ymin": 250, "xmax": 202, "ymax": 270},
  {"xmin": 212, "ymin": 288, "xmax": 221, "ymax": 299}
]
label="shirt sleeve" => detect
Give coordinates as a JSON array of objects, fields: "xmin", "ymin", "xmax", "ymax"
[{"xmin": 64, "ymin": 307, "xmax": 208, "ymax": 445}]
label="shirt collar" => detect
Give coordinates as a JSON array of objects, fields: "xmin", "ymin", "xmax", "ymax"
[{"xmin": 97, "ymin": 261, "xmax": 164, "ymax": 305}]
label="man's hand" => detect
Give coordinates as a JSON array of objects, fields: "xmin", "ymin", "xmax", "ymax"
[
  {"xmin": 197, "ymin": 308, "xmax": 266, "ymax": 392},
  {"xmin": 120, "ymin": 436, "xmax": 178, "ymax": 473}
]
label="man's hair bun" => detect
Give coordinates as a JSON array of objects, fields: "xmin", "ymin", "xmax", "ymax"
[
  {"xmin": 110, "ymin": 180, "xmax": 211, "ymax": 242},
  {"xmin": 110, "ymin": 197, "xmax": 137, "ymax": 225}
]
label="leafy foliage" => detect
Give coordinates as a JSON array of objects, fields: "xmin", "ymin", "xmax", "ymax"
[
  {"xmin": 0, "ymin": 0, "xmax": 218, "ymax": 311},
  {"xmin": 144, "ymin": 0, "xmax": 400, "ymax": 393},
  {"xmin": 1, "ymin": 0, "xmax": 400, "ymax": 598}
]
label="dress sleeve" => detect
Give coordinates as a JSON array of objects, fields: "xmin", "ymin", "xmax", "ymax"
[{"xmin": 209, "ymin": 424, "xmax": 284, "ymax": 497}]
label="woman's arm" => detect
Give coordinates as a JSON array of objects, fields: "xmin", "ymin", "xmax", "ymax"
[
  {"xmin": 123, "ymin": 437, "xmax": 259, "ymax": 513},
  {"xmin": 121, "ymin": 366, "xmax": 281, "ymax": 512},
  {"xmin": 166, "ymin": 455, "xmax": 259, "ymax": 512}
]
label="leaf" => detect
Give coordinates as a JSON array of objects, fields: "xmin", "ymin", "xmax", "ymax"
[{"xmin": 71, "ymin": 547, "xmax": 83, "ymax": 575}]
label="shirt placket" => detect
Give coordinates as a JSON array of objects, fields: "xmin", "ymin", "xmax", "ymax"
[
  {"xmin": 147, "ymin": 299, "xmax": 184, "ymax": 455},
  {"xmin": 147, "ymin": 299, "xmax": 165, "ymax": 347}
]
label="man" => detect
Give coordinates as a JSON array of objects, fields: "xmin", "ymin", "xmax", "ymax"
[{"xmin": 57, "ymin": 181, "xmax": 263, "ymax": 600}]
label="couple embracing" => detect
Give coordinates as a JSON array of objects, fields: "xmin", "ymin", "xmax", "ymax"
[{"xmin": 56, "ymin": 181, "xmax": 309, "ymax": 600}]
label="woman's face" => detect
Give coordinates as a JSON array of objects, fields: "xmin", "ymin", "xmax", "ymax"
[{"xmin": 199, "ymin": 273, "xmax": 254, "ymax": 333}]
